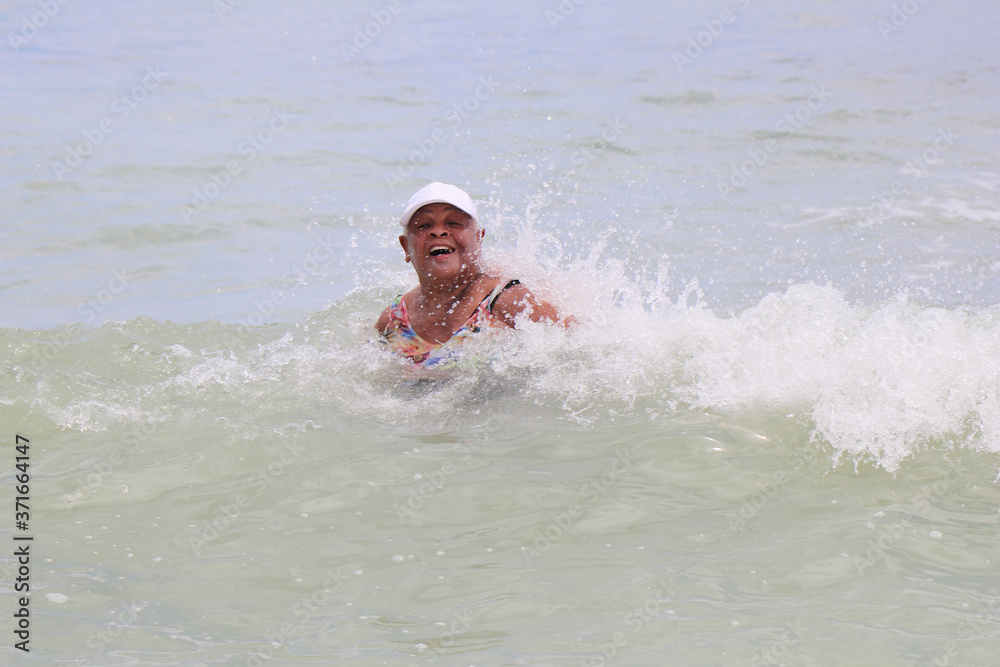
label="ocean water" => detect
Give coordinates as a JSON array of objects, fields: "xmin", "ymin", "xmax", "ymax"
[{"xmin": 2, "ymin": 0, "xmax": 1000, "ymax": 665}]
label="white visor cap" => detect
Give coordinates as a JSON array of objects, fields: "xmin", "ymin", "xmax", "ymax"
[{"xmin": 399, "ymin": 182, "xmax": 479, "ymax": 228}]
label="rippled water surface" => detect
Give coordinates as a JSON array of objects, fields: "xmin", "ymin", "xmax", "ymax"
[{"xmin": 3, "ymin": 0, "xmax": 1000, "ymax": 664}]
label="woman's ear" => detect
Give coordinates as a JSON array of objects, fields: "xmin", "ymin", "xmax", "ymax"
[{"xmin": 399, "ymin": 235, "xmax": 410, "ymax": 263}]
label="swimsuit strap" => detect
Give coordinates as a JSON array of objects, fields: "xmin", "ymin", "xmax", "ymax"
[{"xmin": 488, "ymin": 279, "xmax": 521, "ymax": 312}]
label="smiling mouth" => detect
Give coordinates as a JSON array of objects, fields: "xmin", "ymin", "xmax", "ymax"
[{"xmin": 429, "ymin": 246, "xmax": 455, "ymax": 256}]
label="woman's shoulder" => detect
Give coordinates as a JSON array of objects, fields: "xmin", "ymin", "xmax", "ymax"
[
  {"xmin": 394, "ymin": 286, "xmax": 427, "ymax": 312},
  {"xmin": 489, "ymin": 280, "xmax": 563, "ymax": 326},
  {"xmin": 376, "ymin": 288, "xmax": 420, "ymax": 333},
  {"xmin": 482, "ymin": 278, "xmax": 521, "ymax": 305}
]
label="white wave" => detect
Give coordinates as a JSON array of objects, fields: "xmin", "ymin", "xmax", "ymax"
[{"xmin": 5, "ymin": 279, "xmax": 998, "ymax": 474}]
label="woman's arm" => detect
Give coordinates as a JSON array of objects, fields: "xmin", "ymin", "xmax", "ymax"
[
  {"xmin": 375, "ymin": 306, "xmax": 390, "ymax": 334},
  {"xmin": 491, "ymin": 283, "xmax": 566, "ymax": 328}
]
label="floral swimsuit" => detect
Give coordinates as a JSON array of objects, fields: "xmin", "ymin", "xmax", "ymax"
[{"xmin": 382, "ymin": 280, "xmax": 520, "ymax": 368}]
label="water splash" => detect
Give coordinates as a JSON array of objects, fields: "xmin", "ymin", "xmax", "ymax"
[{"xmin": 4, "ymin": 212, "xmax": 998, "ymax": 474}]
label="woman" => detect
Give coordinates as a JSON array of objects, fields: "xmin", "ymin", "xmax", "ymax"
[{"xmin": 376, "ymin": 182, "xmax": 564, "ymax": 367}]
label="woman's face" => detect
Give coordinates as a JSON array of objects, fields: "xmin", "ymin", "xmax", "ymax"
[{"xmin": 400, "ymin": 203, "xmax": 485, "ymax": 285}]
